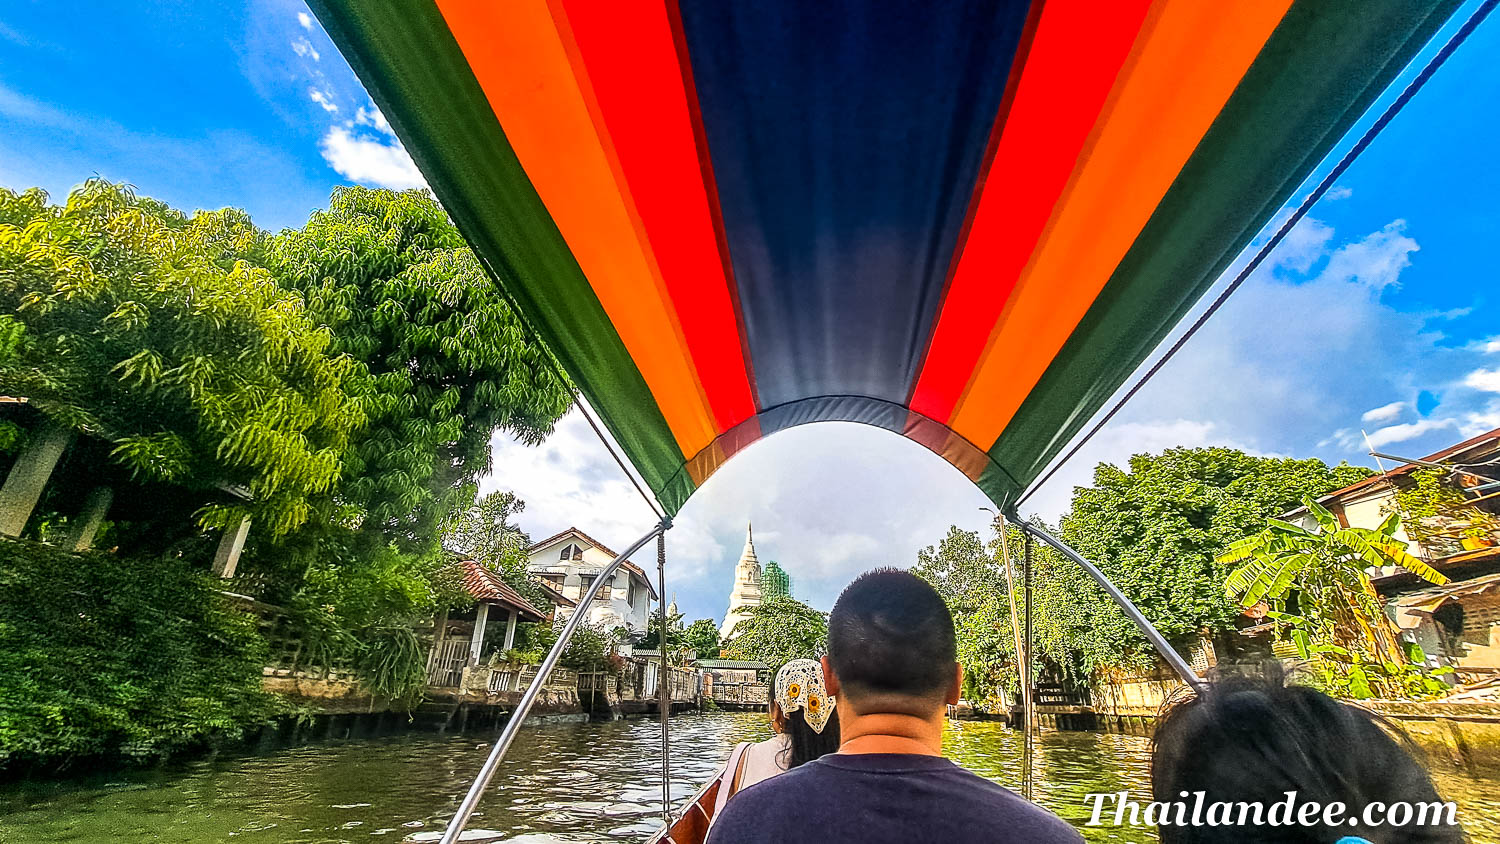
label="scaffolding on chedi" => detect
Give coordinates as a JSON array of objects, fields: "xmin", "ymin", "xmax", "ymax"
[{"xmin": 760, "ymin": 560, "xmax": 790, "ymax": 600}]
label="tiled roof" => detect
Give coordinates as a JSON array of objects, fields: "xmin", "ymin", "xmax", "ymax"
[
  {"xmin": 456, "ymin": 558, "xmax": 546, "ymax": 621},
  {"xmin": 526, "ymin": 526, "xmax": 658, "ymax": 600}
]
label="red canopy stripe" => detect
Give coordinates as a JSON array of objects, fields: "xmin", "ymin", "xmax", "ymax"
[
  {"xmin": 909, "ymin": 0, "xmax": 1154, "ymax": 423},
  {"xmin": 554, "ymin": 0, "xmax": 758, "ymax": 433}
]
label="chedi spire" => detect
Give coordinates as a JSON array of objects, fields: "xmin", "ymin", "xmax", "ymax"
[{"xmin": 720, "ymin": 522, "xmax": 764, "ymax": 640}]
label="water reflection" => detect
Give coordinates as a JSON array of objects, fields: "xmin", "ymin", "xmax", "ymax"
[{"xmin": 0, "ymin": 713, "xmax": 1495, "ymax": 843}]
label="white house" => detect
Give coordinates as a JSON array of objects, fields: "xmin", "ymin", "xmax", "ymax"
[{"xmin": 526, "ymin": 527, "xmax": 657, "ymax": 633}]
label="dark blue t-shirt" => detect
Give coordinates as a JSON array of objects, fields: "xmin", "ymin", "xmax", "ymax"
[{"xmin": 704, "ymin": 752, "xmax": 1083, "ymax": 843}]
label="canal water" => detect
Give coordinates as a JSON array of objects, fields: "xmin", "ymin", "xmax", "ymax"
[{"xmin": 1, "ymin": 713, "xmax": 1497, "ymax": 843}]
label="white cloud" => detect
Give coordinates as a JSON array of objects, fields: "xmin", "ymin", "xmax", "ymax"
[
  {"xmin": 309, "ymin": 88, "xmax": 338, "ymax": 113},
  {"xmin": 483, "ymin": 414, "xmax": 993, "ymax": 621},
  {"xmin": 1482, "ymin": 337, "xmax": 1500, "ymax": 355},
  {"xmin": 355, "ymin": 105, "xmax": 391, "ymax": 134},
  {"xmin": 1269, "ymin": 216, "xmax": 1335, "ymax": 274},
  {"xmin": 318, "ymin": 125, "xmax": 425, "ymax": 189},
  {"xmin": 1363, "ymin": 419, "xmax": 1458, "ymax": 449},
  {"xmin": 1461, "ymin": 401, "xmax": 1500, "ymax": 437},
  {"xmin": 297, "ymin": 12, "xmax": 314, "ymax": 30},
  {"xmin": 1323, "ymin": 186, "xmax": 1353, "ymax": 201},
  {"xmin": 1465, "ymin": 368, "xmax": 1500, "ymax": 394},
  {"xmin": 1361, "ymin": 401, "xmax": 1406, "ymax": 424},
  {"xmin": 1318, "ymin": 220, "xmax": 1418, "ymax": 292},
  {"xmin": 292, "ymin": 38, "xmax": 320, "ymax": 62}
]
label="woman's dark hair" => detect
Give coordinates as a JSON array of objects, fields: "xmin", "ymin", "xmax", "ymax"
[
  {"xmin": 1152, "ymin": 664, "xmax": 1463, "ymax": 843},
  {"xmin": 769, "ymin": 682, "xmax": 841, "ymax": 769}
]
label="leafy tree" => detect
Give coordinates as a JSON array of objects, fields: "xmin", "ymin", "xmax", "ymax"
[
  {"xmin": 443, "ymin": 489, "xmax": 528, "ymax": 560},
  {"xmin": 682, "ymin": 618, "xmax": 722, "ymax": 659},
  {"xmin": 914, "ymin": 525, "xmax": 1015, "ymax": 703},
  {"xmin": 266, "ymin": 187, "xmax": 571, "ymax": 549},
  {"xmin": 639, "ymin": 605, "xmax": 686, "ymax": 650},
  {"xmin": 0, "ymin": 181, "xmax": 366, "ymax": 537},
  {"xmin": 913, "ymin": 526, "xmax": 1006, "ymax": 616},
  {"xmin": 1221, "ymin": 496, "xmax": 1447, "ymax": 698},
  {"xmin": 511, "ymin": 618, "xmax": 617, "ymax": 671},
  {"xmin": 723, "ymin": 596, "xmax": 828, "ymax": 671},
  {"xmin": 441, "ymin": 490, "xmax": 549, "ymax": 612},
  {"xmin": 1042, "ymin": 447, "xmax": 1371, "ymax": 676},
  {"xmin": 955, "ymin": 594, "xmax": 1016, "ymax": 702}
]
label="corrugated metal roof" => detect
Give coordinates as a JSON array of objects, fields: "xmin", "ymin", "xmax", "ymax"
[{"xmin": 695, "ymin": 659, "xmax": 769, "ymax": 670}]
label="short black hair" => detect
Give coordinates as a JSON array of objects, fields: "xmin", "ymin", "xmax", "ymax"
[
  {"xmin": 827, "ymin": 568, "xmax": 956, "ymax": 712},
  {"xmin": 1153, "ymin": 665, "xmax": 1463, "ymax": 843}
]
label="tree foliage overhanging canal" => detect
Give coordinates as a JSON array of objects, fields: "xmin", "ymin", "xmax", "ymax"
[
  {"xmin": 910, "ymin": 448, "xmax": 1459, "ymax": 707},
  {"xmin": 0, "ymin": 181, "xmax": 1467, "ymax": 774},
  {"xmin": 0, "ymin": 180, "xmax": 577, "ymax": 771}
]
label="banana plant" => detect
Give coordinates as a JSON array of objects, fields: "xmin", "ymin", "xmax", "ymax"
[
  {"xmin": 1220, "ymin": 496, "xmax": 1449, "ymax": 698},
  {"xmin": 1221, "ymin": 496, "xmax": 1446, "ymax": 609}
]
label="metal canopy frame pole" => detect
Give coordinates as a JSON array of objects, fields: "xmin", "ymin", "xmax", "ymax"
[
  {"xmin": 994, "ymin": 516, "xmax": 1030, "ymax": 735},
  {"xmin": 439, "ymin": 518, "xmax": 672, "ymax": 844},
  {"xmin": 1021, "ymin": 533, "xmax": 1034, "ymax": 802},
  {"xmin": 656, "ymin": 531, "xmax": 672, "ymax": 824},
  {"xmin": 1008, "ymin": 515, "xmax": 1203, "ymax": 691}
]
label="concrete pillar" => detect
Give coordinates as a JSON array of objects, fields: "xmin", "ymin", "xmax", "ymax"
[
  {"xmin": 65, "ymin": 485, "xmax": 113, "ymax": 552},
  {"xmin": 502, "ymin": 607, "xmax": 519, "ymax": 652},
  {"xmin": 211, "ymin": 515, "xmax": 252, "ymax": 578},
  {"xmin": 0, "ymin": 420, "xmax": 73, "ymax": 537},
  {"xmin": 469, "ymin": 603, "xmax": 490, "ymax": 665}
]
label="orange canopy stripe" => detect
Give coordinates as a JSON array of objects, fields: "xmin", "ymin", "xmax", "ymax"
[{"xmin": 435, "ymin": 0, "xmax": 720, "ymax": 457}]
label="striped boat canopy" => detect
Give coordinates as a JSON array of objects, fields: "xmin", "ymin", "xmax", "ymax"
[{"xmin": 312, "ymin": 0, "xmax": 1457, "ymax": 515}]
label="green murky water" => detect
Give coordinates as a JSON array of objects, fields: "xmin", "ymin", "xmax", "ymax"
[{"xmin": 1, "ymin": 713, "xmax": 1496, "ymax": 842}]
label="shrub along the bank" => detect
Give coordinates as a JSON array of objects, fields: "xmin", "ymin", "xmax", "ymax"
[{"xmin": 0, "ymin": 538, "xmax": 273, "ymax": 771}]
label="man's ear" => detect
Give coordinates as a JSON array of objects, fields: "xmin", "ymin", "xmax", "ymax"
[
  {"xmin": 821, "ymin": 654, "xmax": 840, "ymax": 697},
  {"xmin": 947, "ymin": 663, "xmax": 962, "ymax": 706}
]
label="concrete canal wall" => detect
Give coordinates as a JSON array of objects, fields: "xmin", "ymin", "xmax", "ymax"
[
  {"xmin": 255, "ymin": 656, "xmax": 710, "ymax": 751},
  {"xmin": 1017, "ymin": 671, "xmax": 1500, "ymax": 770}
]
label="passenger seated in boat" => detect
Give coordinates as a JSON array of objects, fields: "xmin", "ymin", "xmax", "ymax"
[
  {"xmin": 705, "ymin": 568, "xmax": 1082, "ymax": 844},
  {"xmin": 1151, "ymin": 666, "xmax": 1463, "ymax": 843},
  {"xmin": 709, "ymin": 659, "xmax": 841, "ymax": 812}
]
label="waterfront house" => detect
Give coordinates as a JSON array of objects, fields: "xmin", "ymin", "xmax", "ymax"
[
  {"xmin": 695, "ymin": 658, "xmax": 770, "ymax": 708},
  {"xmin": 525, "ymin": 527, "xmax": 657, "ymax": 634},
  {"xmin": 1275, "ymin": 428, "xmax": 1500, "ymax": 679}
]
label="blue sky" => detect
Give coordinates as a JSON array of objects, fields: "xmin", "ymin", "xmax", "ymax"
[{"xmin": 4, "ymin": 2, "xmax": 1499, "ymax": 625}]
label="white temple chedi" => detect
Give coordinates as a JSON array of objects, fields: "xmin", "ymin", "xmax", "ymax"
[{"xmin": 720, "ymin": 523, "xmax": 764, "ymax": 640}]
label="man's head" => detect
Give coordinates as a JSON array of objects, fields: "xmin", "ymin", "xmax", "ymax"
[{"xmin": 825, "ymin": 568, "xmax": 959, "ymax": 717}]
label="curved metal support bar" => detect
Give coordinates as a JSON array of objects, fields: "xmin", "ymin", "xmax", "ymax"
[
  {"xmin": 1008, "ymin": 515, "xmax": 1204, "ymax": 691},
  {"xmin": 439, "ymin": 517, "xmax": 672, "ymax": 844},
  {"xmin": 656, "ymin": 531, "xmax": 672, "ymax": 824}
]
